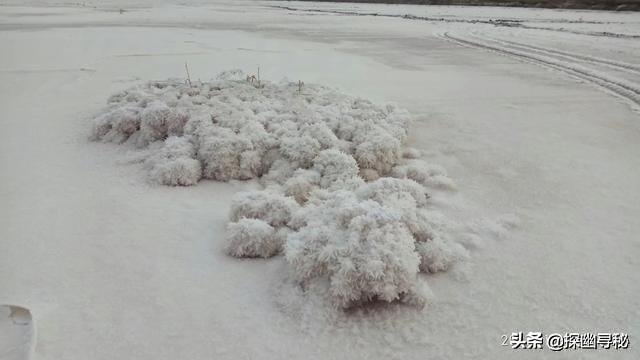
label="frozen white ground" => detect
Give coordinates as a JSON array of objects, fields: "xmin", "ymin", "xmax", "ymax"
[{"xmin": 1, "ymin": 1, "xmax": 639, "ymax": 359}]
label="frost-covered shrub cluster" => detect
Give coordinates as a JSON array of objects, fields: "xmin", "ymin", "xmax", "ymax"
[
  {"xmin": 91, "ymin": 71, "xmax": 466, "ymax": 309},
  {"xmin": 229, "ymin": 174, "xmax": 467, "ymax": 308},
  {"xmin": 226, "ymin": 218, "xmax": 286, "ymax": 259},
  {"xmin": 91, "ymin": 70, "xmax": 412, "ymax": 185},
  {"xmin": 144, "ymin": 136, "xmax": 201, "ymax": 186}
]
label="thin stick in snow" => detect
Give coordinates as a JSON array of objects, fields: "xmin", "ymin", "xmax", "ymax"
[{"xmin": 185, "ymin": 62, "xmax": 192, "ymax": 87}]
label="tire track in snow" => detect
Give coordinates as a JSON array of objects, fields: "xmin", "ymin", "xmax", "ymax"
[
  {"xmin": 270, "ymin": 5, "xmax": 640, "ymax": 39},
  {"xmin": 271, "ymin": 5, "xmax": 522, "ymax": 26},
  {"xmin": 514, "ymin": 25, "xmax": 640, "ymax": 40},
  {"xmin": 440, "ymin": 32, "xmax": 640, "ymax": 108},
  {"xmin": 473, "ymin": 34, "xmax": 640, "ymax": 76}
]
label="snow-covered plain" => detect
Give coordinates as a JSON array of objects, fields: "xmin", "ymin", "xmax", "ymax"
[{"xmin": 1, "ymin": 1, "xmax": 639, "ymax": 359}]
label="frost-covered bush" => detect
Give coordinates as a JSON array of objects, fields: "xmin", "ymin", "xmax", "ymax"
[
  {"xmin": 359, "ymin": 168, "xmax": 380, "ymax": 182},
  {"xmin": 90, "ymin": 72, "xmax": 411, "ymax": 186},
  {"xmin": 356, "ymin": 177, "xmax": 429, "ymax": 208},
  {"xmin": 280, "ymin": 135, "xmax": 321, "ymax": 168},
  {"xmin": 312, "ymin": 149, "xmax": 359, "ymax": 189},
  {"xmin": 416, "ymin": 237, "xmax": 468, "ymax": 274},
  {"xmin": 91, "ymin": 71, "xmax": 468, "ymax": 310},
  {"xmin": 196, "ymin": 126, "xmax": 254, "ymax": 181},
  {"xmin": 229, "ymin": 190, "xmax": 299, "ymax": 228},
  {"xmin": 283, "ymin": 169, "xmax": 320, "ymax": 204},
  {"xmin": 145, "ymin": 136, "xmax": 202, "ymax": 186},
  {"xmin": 402, "ymin": 147, "xmax": 422, "ymax": 159},
  {"xmin": 391, "ymin": 160, "xmax": 456, "ymax": 190},
  {"xmin": 282, "ymin": 176, "xmax": 463, "ymax": 308},
  {"xmin": 285, "ymin": 191, "xmax": 423, "ymax": 308},
  {"xmin": 91, "ymin": 105, "xmax": 141, "ymax": 143},
  {"xmin": 225, "ymin": 218, "xmax": 281, "ymax": 258},
  {"xmin": 354, "ymin": 129, "xmax": 402, "ymax": 175},
  {"xmin": 139, "ymin": 101, "xmax": 172, "ymax": 144}
]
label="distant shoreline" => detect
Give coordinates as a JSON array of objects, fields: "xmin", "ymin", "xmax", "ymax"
[{"xmin": 279, "ymin": 1, "xmax": 640, "ymax": 11}]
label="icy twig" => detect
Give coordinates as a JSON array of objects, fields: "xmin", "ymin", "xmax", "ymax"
[{"xmin": 184, "ymin": 62, "xmax": 192, "ymax": 87}]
